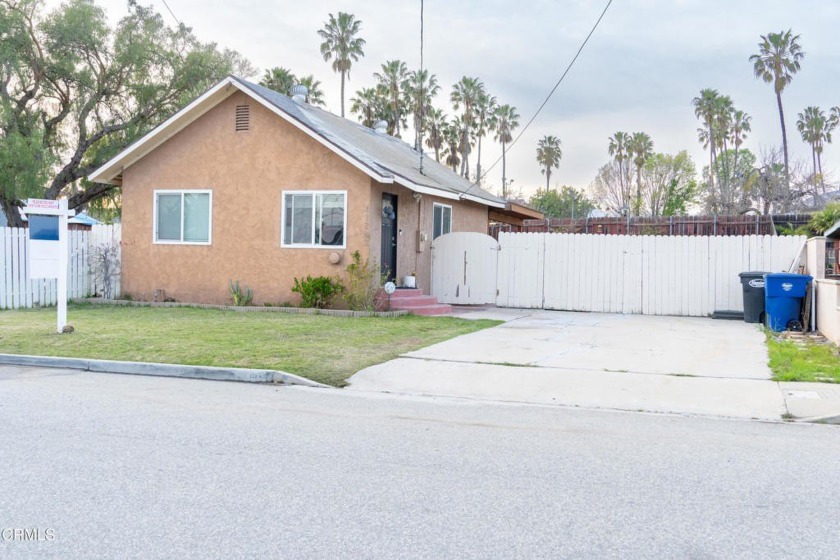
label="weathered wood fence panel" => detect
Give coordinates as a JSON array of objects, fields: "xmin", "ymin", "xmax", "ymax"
[{"xmin": 0, "ymin": 224, "xmax": 121, "ymax": 310}]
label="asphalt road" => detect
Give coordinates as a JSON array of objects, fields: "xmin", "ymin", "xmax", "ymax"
[{"xmin": 2, "ymin": 365, "xmax": 840, "ymax": 559}]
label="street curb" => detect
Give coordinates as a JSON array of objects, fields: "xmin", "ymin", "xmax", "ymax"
[
  {"xmin": 795, "ymin": 414, "xmax": 840, "ymax": 425},
  {"xmin": 0, "ymin": 354, "xmax": 328, "ymax": 388}
]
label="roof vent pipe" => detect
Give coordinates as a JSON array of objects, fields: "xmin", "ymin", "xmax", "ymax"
[
  {"xmin": 373, "ymin": 120, "xmax": 388, "ymax": 134},
  {"xmin": 290, "ymin": 84, "xmax": 308, "ymax": 104}
]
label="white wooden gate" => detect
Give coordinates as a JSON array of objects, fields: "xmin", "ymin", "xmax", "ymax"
[
  {"xmin": 431, "ymin": 231, "xmax": 807, "ymax": 316},
  {"xmin": 431, "ymin": 232, "xmax": 499, "ymax": 304}
]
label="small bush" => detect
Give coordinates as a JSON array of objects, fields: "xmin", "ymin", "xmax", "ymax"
[
  {"xmin": 228, "ymin": 280, "xmax": 254, "ymax": 306},
  {"xmin": 292, "ymin": 276, "xmax": 344, "ymax": 309},
  {"xmin": 343, "ymin": 251, "xmax": 386, "ymax": 311}
]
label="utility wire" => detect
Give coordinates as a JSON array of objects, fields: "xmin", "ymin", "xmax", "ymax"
[
  {"xmin": 161, "ymin": 0, "xmax": 182, "ymax": 26},
  {"xmin": 476, "ymin": 0, "xmax": 614, "ymax": 189}
]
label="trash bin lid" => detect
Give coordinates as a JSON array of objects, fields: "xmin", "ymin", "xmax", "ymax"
[{"xmin": 739, "ymin": 271, "xmax": 769, "ymax": 278}]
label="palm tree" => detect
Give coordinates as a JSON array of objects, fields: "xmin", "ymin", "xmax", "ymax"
[
  {"xmin": 260, "ymin": 67, "xmax": 297, "ymax": 94},
  {"xmin": 693, "ymin": 88, "xmax": 721, "ymax": 201},
  {"xmin": 318, "ymin": 12, "xmax": 366, "ymax": 117},
  {"xmin": 406, "ymin": 69, "xmax": 440, "ymax": 151},
  {"xmin": 473, "ymin": 91, "xmax": 497, "ymax": 184},
  {"xmin": 297, "ymin": 75, "xmax": 325, "ymax": 106},
  {"xmin": 374, "ymin": 60, "xmax": 410, "ymax": 137},
  {"xmin": 797, "ymin": 106, "xmax": 836, "ymax": 192},
  {"xmin": 536, "ymin": 135, "xmax": 562, "ymax": 190},
  {"xmin": 350, "ymin": 87, "xmax": 382, "ymax": 127},
  {"xmin": 425, "ymin": 108, "xmax": 447, "ymax": 162},
  {"xmin": 730, "ymin": 109, "xmax": 752, "ymax": 191},
  {"xmin": 750, "ymin": 29, "xmax": 805, "ymax": 184},
  {"xmin": 494, "ymin": 104, "xmax": 519, "ymax": 198},
  {"xmin": 443, "ymin": 121, "xmax": 461, "ymax": 173},
  {"xmin": 450, "ymin": 76, "xmax": 484, "ymax": 179},
  {"xmin": 608, "ymin": 131, "xmax": 630, "ymax": 205},
  {"xmin": 626, "ymin": 132, "xmax": 653, "ymax": 216}
]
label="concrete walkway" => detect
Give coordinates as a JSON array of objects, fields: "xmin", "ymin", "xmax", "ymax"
[{"xmin": 348, "ymin": 309, "xmax": 840, "ymax": 422}]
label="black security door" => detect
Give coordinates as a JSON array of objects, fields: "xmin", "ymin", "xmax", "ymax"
[{"xmin": 381, "ymin": 193, "xmax": 398, "ymax": 282}]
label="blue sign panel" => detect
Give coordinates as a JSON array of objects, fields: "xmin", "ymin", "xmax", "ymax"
[{"xmin": 29, "ymin": 215, "xmax": 60, "ymax": 241}]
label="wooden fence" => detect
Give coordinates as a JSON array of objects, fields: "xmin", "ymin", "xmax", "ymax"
[{"xmin": 0, "ymin": 224, "xmax": 121, "ymax": 309}]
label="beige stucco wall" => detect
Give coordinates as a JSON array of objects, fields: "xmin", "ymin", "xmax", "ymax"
[
  {"xmin": 815, "ymin": 279, "xmax": 840, "ymax": 344},
  {"xmin": 368, "ymin": 183, "xmax": 488, "ymax": 293},
  {"xmin": 122, "ymin": 91, "xmax": 373, "ymax": 305},
  {"xmin": 121, "ymin": 90, "xmax": 490, "ymax": 304}
]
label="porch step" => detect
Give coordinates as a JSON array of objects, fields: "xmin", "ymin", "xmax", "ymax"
[{"xmin": 386, "ymin": 288, "xmax": 452, "ymax": 316}]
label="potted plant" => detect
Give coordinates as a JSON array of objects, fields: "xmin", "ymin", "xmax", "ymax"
[{"xmin": 402, "ymin": 272, "xmax": 417, "ymax": 288}]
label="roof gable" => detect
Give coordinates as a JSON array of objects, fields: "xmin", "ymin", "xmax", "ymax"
[{"xmin": 89, "ymin": 76, "xmax": 504, "ymax": 208}]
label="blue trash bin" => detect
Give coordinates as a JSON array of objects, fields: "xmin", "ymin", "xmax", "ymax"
[{"xmin": 764, "ymin": 273, "xmax": 812, "ymax": 332}]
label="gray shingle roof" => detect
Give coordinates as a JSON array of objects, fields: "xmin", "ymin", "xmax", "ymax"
[{"xmin": 233, "ymin": 77, "xmax": 504, "ymax": 207}]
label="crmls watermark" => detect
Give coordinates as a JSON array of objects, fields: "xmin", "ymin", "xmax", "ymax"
[{"xmin": 1, "ymin": 528, "xmax": 56, "ymax": 542}]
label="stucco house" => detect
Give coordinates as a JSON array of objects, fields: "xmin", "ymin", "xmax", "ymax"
[{"xmin": 88, "ymin": 76, "xmax": 510, "ymax": 306}]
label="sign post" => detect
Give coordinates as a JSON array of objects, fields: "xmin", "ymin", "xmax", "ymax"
[{"xmin": 23, "ymin": 199, "xmax": 75, "ymax": 333}]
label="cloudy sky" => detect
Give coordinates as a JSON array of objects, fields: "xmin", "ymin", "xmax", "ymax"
[{"xmin": 84, "ymin": 0, "xmax": 840, "ymax": 199}]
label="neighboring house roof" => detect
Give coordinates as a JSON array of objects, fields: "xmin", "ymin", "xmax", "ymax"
[{"xmin": 89, "ymin": 76, "xmax": 505, "ymax": 209}]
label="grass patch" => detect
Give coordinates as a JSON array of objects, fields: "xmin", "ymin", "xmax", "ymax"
[
  {"xmin": 766, "ymin": 333, "xmax": 840, "ymax": 383},
  {"xmin": 0, "ymin": 304, "xmax": 500, "ymax": 386}
]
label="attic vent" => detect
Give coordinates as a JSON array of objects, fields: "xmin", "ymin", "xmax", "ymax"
[{"xmin": 235, "ymin": 105, "xmax": 250, "ymax": 132}]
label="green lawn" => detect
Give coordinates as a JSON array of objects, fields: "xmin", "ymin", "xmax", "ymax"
[
  {"xmin": 0, "ymin": 304, "xmax": 500, "ymax": 386},
  {"xmin": 766, "ymin": 333, "xmax": 840, "ymax": 383}
]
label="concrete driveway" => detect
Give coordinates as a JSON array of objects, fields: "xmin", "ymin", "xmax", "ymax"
[{"xmin": 349, "ymin": 310, "xmax": 789, "ymax": 420}]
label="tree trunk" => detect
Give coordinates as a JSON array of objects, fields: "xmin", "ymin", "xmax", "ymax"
[
  {"xmin": 776, "ymin": 90, "xmax": 790, "ymax": 186},
  {"xmin": 340, "ymin": 71, "xmax": 346, "ymax": 118},
  {"xmin": 636, "ymin": 169, "xmax": 642, "ymax": 217},
  {"xmin": 501, "ymin": 143, "xmax": 507, "ymax": 199},
  {"xmin": 475, "ymin": 136, "xmax": 482, "ymax": 185},
  {"xmin": 811, "ymin": 146, "xmax": 818, "ymax": 190},
  {"xmin": 434, "ymin": 145, "xmax": 440, "ymax": 162},
  {"xmin": 0, "ymin": 196, "xmax": 25, "ymax": 228},
  {"xmin": 818, "ymin": 150, "xmax": 825, "ymax": 194}
]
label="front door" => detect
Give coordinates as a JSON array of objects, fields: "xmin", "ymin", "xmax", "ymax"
[{"xmin": 381, "ymin": 193, "xmax": 398, "ymax": 282}]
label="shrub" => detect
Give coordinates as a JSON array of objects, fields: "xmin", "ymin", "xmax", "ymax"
[
  {"xmin": 228, "ymin": 280, "xmax": 254, "ymax": 306},
  {"xmin": 292, "ymin": 276, "xmax": 344, "ymax": 309},
  {"xmin": 343, "ymin": 251, "xmax": 386, "ymax": 311},
  {"xmin": 809, "ymin": 202, "xmax": 840, "ymax": 235}
]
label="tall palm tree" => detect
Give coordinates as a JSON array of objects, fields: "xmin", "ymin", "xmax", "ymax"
[
  {"xmin": 318, "ymin": 12, "xmax": 366, "ymax": 117},
  {"xmin": 536, "ymin": 135, "xmax": 562, "ymax": 190},
  {"xmin": 443, "ymin": 121, "xmax": 461, "ymax": 173},
  {"xmin": 494, "ymin": 104, "xmax": 519, "ymax": 198},
  {"xmin": 374, "ymin": 60, "xmax": 410, "ymax": 137},
  {"xmin": 750, "ymin": 29, "xmax": 805, "ymax": 184},
  {"xmin": 297, "ymin": 75, "xmax": 325, "ymax": 106},
  {"xmin": 425, "ymin": 108, "xmax": 447, "ymax": 162},
  {"xmin": 406, "ymin": 69, "xmax": 440, "ymax": 151},
  {"xmin": 473, "ymin": 91, "xmax": 497, "ymax": 185},
  {"xmin": 350, "ymin": 87, "xmax": 382, "ymax": 127},
  {"xmin": 626, "ymin": 132, "xmax": 653, "ymax": 216},
  {"xmin": 693, "ymin": 88, "xmax": 721, "ymax": 201},
  {"xmin": 797, "ymin": 106, "xmax": 835, "ymax": 192},
  {"xmin": 260, "ymin": 67, "xmax": 297, "ymax": 94},
  {"xmin": 450, "ymin": 76, "xmax": 484, "ymax": 179},
  {"xmin": 608, "ymin": 131, "xmax": 630, "ymax": 205},
  {"xmin": 730, "ymin": 109, "xmax": 752, "ymax": 191}
]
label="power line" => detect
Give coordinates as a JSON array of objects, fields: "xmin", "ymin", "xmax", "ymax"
[
  {"xmin": 477, "ymin": 0, "xmax": 614, "ymax": 188},
  {"xmin": 161, "ymin": 0, "xmax": 182, "ymax": 26}
]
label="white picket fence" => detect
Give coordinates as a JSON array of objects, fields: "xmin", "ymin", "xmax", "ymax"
[
  {"xmin": 432, "ymin": 232, "xmax": 807, "ymax": 317},
  {"xmin": 0, "ymin": 224, "xmax": 121, "ymax": 309}
]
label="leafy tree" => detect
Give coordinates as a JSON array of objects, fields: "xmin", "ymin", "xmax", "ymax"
[
  {"xmin": 373, "ymin": 59, "xmax": 409, "ymax": 137},
  {"xmin": 626, "ymin": 132, "xmax": 653, "ymax": 215},
  {"xmin": 0, "ymin": 0, "xmax": 254, "ymax": 226},
  {"xmin": 406, "ymin": 68, "xmax": 439, "ymax": 151},
  {"xmin": 796, "ymin": 106, "xmax": 836, "ymax": 192},
  {"xmin": 701, "ymin": 149, "xmax": 757, "ymax": 214},
  {"xmin": 750, "ymin": 29, "xmax": 805, "ymax": 185},
  {"xmin": 529, "ymin": 186, "xmax": 594, "ymax": 219},
  {"xmin": 260, "ymin": 67, "xmax": 297, "ymax": 94},
  {"xmin": 472, "ymin": 90, "xmax": 497, "ymax": 184},
  {"xmin": 642, "ymin": 151, "xmax": 696, "ymax": 216},
  {"xmin": 297, "ymin": 75, "xmax": 325, "ymax": 106},
  {"xmin": 536, "ymin": 135, "xmax": 562, "ymax": 190},
  {"xmin": 450, "ymin": 76, "xmax": 484, "ymax": 179},
  {"xmin": 590, "ymin": 160, "xmax": 631, "ymax": 215},
  {"xmin": 317, "ymin": 11, "xmax": 365, "ymax": 118},
  {"xmin": 809, "ymin": 202, "xmax": 840, "ymax": 234},
  {"xmin": 493, "ymin": 103, "xmax": 519, "ymax": 197}
]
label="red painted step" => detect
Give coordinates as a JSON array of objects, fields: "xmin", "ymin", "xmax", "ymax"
[{"xmin": 385, "ymin": 288, "xmax": 452, "ymax": 315}]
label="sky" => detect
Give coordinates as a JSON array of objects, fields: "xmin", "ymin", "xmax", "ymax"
[{"xmin": 69, "ymin": 0, "xmax": 840, "ymax": 200}]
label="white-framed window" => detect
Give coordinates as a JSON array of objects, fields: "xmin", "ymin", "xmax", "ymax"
[
  {"xmin": 282, "ymin": 191, "xmax": 347, "ymax": 248},
  {"xmin": 433, "ymin": 203, "xmax": 452, "ymax": 239},
  {"xmin": 153, "ymin": 190, "xmax": 212, "ymax": 244}
]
